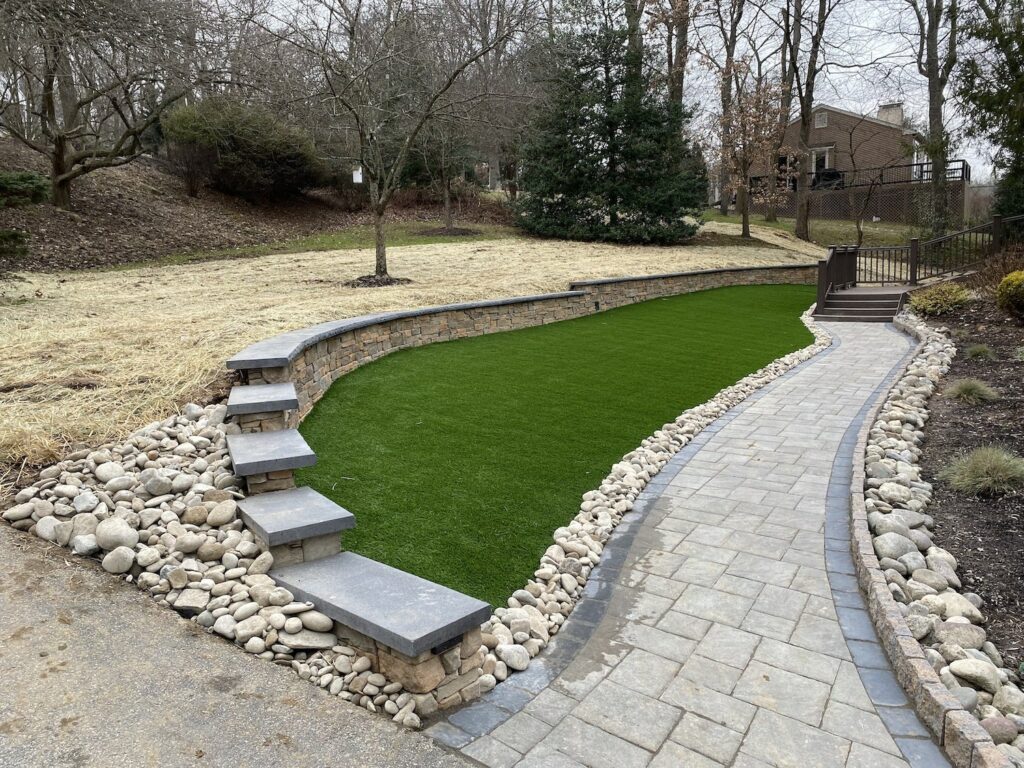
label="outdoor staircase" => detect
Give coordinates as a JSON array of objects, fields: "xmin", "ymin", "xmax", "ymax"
[
  {"xmin": 225, "ymin": 397, "xmax": 490, "ymax": 657},
  {"xmin": 814, "ymin": 288, "xmax": 905, "ymax": 323}
]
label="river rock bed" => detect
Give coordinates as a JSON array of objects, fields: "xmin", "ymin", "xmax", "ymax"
[
  {"xmin": 867, "ymin": 311, "xmax": 1024, "ymax": 766},
  {"xmin": 1, "ymin": 307, "xmax": 831, "ymax": 727}
]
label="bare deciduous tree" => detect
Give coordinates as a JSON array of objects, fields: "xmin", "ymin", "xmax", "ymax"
[
  {"xmin": 780, "ymin": 0, "xmax": 841, "ymax": 240},
  {"xmin": 0, "ymin": 0, "xmax": 209, "ymax": 207},
  {"xmin": 721, "ymin": 50, "xmax": 787, "ymax": 238},
  {"xmin": 270, "ymin": 0, "xmax": 529, "ymax": 281}
]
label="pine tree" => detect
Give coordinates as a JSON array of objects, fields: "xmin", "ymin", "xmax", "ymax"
[{"xmin": 515, "ymin": 26, "xmax": 707, "ymax": 244}]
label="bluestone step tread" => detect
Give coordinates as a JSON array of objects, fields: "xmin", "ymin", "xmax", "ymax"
[
  {"xmin": 226, "ymin": 430, "xmax": 317, "ymax": 476},
  {"xmin": 238, "ymin": 487, "xmax": 354, "ymax": 547},
  {"xmin": 226, "ymin": 383, "xmax": 300, "ymax": 415},
  {"xmin": 272, "ymin": 552, "xmax": 491, "ymax": 657}
]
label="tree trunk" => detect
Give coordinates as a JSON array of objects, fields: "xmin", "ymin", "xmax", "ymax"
[
  {"xmin": 52, "ymin": 177, "xmax": 72, "ymax": 209},
  {"xmin": 443, "ymin": 175, "xmax": 454, "ymax": 230},
  {"xmin": 668, "ymin": 0, "xmax": 689, "ymax": 106},
  {"xmin": 794, "ymin": 155, "xmax": 811, "ymax": 240},
  {"xmin": 374, "ymin": 206, "xmax": 388, "ymax": 277},
  {"xmin": 622, "ymin": 0, "xmax": 645, "ymax": 107},
  {"xmin": 795, "ymin": 105, "xmax": 813, "ymax": 240},
  {"xmin": 738, "ymin": 185, "xmax": 750, "ymax": 238},
  {"xmin": 928, "ymin": 96, "xmax": 948, "ymax": 236},
  {"xmin": 489, "ymin": 152, "xmax": 502, "ymax": 190},
  {"xmin": 51, "ymin": 139, "xmax": 72, "ymax": 209}
]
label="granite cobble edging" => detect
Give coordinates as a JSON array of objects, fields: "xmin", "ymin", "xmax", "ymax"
[{"xmin": 848, "ymin": 314, "xmax": 1016, "ymax": 768}]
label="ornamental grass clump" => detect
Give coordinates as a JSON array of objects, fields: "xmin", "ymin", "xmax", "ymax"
[
  {"xmin": 1015, "ymin": 346, "xmax": 1024, "ymax": 362},
  {"xmin": 940, "ymin": 446, "xmax": 1024, "ymax": 496},
  {"xmin": 909, "ymin": 283, "xmax": 971, "ymax": 316},
  {"xmin": 946, "ymin": 378, "xmax": 1000, "ymax": 404},
  {"xmin": 965, "ymin": 343, "xmax": 996, "ymax": 360}
]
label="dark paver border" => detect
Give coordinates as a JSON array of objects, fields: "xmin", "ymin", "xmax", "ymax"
[{"xmin": 823, "ymin": 323, "xmax": 951, "ymax": 768}]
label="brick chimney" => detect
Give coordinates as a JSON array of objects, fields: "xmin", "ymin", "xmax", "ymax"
[{"xmin": 876, "ymin": 102, "xmax": 904, "ymax": 126}]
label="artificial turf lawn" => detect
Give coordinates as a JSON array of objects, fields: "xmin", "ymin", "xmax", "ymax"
[{"xmin": 296, "ymin": 284, "xmax": 816, "ymax": 606}]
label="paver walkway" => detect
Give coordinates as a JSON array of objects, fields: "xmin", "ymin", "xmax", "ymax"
[{"xmin": 430, "ymin": 322, "xmax": 952, "ymax": 768}]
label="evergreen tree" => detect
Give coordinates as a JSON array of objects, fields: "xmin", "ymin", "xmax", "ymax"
[
  {"xmin": 515, "ymin": 26, "xmax": 707, "ymax": 244},
  {"xmin": 958, "ymin": 0, "xmax": 1024, "ymax": 216}
]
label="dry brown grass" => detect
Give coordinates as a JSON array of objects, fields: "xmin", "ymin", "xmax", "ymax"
[{"xmin": 0, "ymin": 221, "xmax": 820, "ymax": 490}]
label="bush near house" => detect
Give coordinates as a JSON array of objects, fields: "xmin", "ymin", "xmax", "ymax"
[{"xmin": 996, "ymin": 270, "xmax": 1024, "ymax": 320}]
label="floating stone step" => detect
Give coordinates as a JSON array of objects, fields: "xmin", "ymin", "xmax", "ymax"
[
  {"xmin": 226, "ymin": 383, "xmax": 300, "ymax": 416},
  {"xmin": 226, "ymin": 429, "xmax": 316, "ymax": 476},
  {"xmin": 238, "ymin": 487, "xmax": 354, "ymax": 549},
  {"xmin": 272, "ymin": 552, "xmax": 492, "ymax": 657}
]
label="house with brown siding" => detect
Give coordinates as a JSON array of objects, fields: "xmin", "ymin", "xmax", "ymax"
[
  {"xmin": 746, "ymin": 103, "xmax": 971, "ymax": 225},
  {"xmin": 780, "ymin": 103, "xmax": 920, "ymax": 181}
]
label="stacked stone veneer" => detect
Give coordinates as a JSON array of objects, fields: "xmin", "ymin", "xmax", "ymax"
[
  {"xmin": 567, "ymin": 262, "xmax": 817, "ymax": 310},
  {"xmin": 347, "ymin": 624, "xmax": 487, "ymax": 710},
  {"xmin": 232, "ymin": 265, "xmax": 817, "ymax": 425}
]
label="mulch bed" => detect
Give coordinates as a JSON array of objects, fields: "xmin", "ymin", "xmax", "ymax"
[
  {"xmin": 344, "ymin": 275, "xmax": 415, "ymax": 288},
  {"xmin": 920, "ymin": 297, "xmax": 1024, "ymax": 669}
]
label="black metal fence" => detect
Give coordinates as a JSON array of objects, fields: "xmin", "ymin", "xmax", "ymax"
[
  {"xmin": 815, "ymin": 213, "xmax": 1024, "ymax": 306},
  {"xmin": 750, "ymin": 159, "xmax": 971, "ymax": 227}
]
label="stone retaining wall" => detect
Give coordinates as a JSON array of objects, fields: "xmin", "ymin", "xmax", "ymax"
[
  {"xmin": 233, "ymin": 264, "xmax": 817, "ymax": 423},
  {"xmin": 568, "ymin": 263, "xmax": 818, "ymax": 310}
]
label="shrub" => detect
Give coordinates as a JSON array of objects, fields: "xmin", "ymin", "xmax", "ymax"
[
  {"xmin": 946, "ymin": 378, "xmax": 1000, "ymax": 404},
  {"xmin": 0, "ymin": 171, "xmax": 49, "ymax": 207},
  {"xmin": 940, "ymin": 446, "xmax": 1024, "ymax": 496},
  {"xmin": 963, "ymin": 245, "xmax": 1024, "ymax": 298},
  {"xmin": 909, "ymin": 283, "xmax": 971, "ymax": 316},
  {"xmin": 965, "ymin": 343, "xmax": 996, "ymax": 360},
  {"xmin": 0, "ymin": 229, "xmax": 29, "ymax": 263},
  {"xmin": 996, "ymin": 270, "xmax": 1024, "ymax": 320},
  {"xmin": 162, "ymin": 100, "xmax": 323, "ymax": 201},
  {"xmin": 1015, "ymin": 346, "xmax": 1024, "ymax": 361}
]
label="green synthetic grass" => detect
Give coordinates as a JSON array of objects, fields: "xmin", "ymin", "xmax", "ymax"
[{"xmin": 297, "ymin": 284, "xmax": 816, "ymax": 605}]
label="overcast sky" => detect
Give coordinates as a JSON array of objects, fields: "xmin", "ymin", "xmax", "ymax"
[{"xmin": 677, "ymin": 0, "xmax": 996, "ymax": 183}]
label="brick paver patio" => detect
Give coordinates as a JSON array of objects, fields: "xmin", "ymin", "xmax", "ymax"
[{"xmin": 429, "ymin": 322, "xmax": 952, "ymax": 767}]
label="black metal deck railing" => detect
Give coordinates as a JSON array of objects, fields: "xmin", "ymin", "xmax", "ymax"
[{"xmin": 815, "ymin": 213, "xmax": 1024, "ymax": 308}]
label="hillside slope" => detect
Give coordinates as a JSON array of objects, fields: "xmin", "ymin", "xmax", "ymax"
[{"xmin": 0, "ymin": 140, "xmax": 498, "ymax": 272}]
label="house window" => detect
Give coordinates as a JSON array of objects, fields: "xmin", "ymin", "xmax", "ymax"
[
  {"xmin": 814, "ymin": 111, "xmax": 828, "ymax": 128},
  {"xmin": 811, "ymin": 147, "xmax": 832, "ymax": 173}
]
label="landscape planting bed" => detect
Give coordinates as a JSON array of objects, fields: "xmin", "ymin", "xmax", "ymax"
[
  {"xmin": 296, "ymin": 284, "xmax": 816, "ymax": 605},
  {"xmin": 920, "ymin": 299, "xmax": 1024, "ymax": 668}
]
